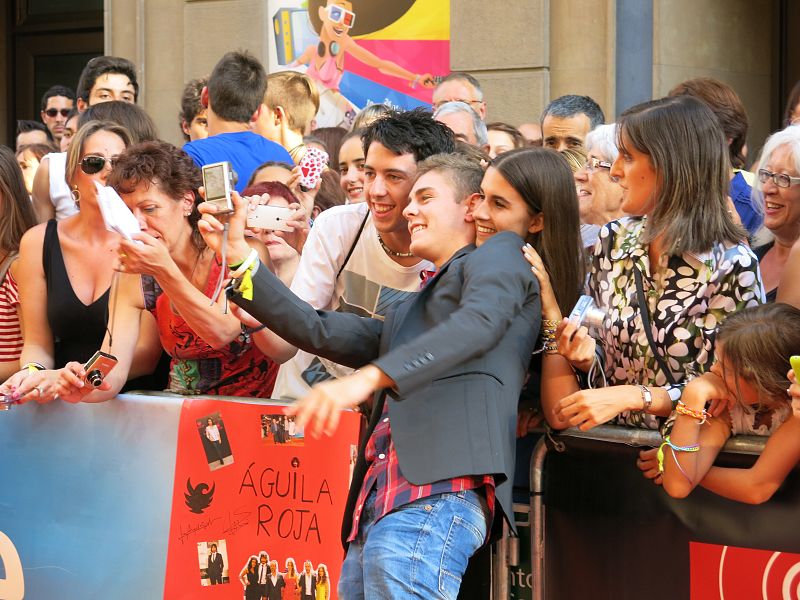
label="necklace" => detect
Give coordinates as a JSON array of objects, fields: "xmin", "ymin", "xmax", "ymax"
[{"xmin": 377, "ymin": 233, "xmax": 414, "ymax": 258}]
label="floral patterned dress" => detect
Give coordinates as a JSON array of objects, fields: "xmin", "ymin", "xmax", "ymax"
[
  {"xmin": 589, "ymin": 217, "xmax": 764, "ymax": 429},
  {"xmin": 141, "ymin": 260, "xmax": 277, "ymax": 397}
]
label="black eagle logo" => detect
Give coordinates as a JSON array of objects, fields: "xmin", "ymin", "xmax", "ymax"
[{"xmin": 185, "ymin": 478, "xmax": 215, "ymax": 514}]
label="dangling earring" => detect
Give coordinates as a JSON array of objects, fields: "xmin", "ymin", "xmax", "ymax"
[{"xmin": 71, "ymin": 185, "xmax": 81, "ymax": 209}]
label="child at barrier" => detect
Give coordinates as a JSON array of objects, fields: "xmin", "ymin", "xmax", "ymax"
[{"xmin": 637, "ymin": 303, "xmax": 800, "ymax": 503}]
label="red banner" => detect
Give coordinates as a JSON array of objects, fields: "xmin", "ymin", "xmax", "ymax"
[
  {"xmin": 691, "ymin": 542, "xmax": 800, "ymax": 599},
  {"xmin": 163, "ymin": 399, "xmax": 360, "ymax": 599}
]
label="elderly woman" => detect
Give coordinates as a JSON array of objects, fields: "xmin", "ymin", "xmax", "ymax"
[
  {"xmin": 53, "ymin": 140, "xmax": 279, "ymax": 401},
  {"xmin": 573, "ymin": 123, "xmax": 625, "ymax": 248},
  {"xmin": 528, "ymin": 95, "xmax": 764, "ymax": 433},
  {"xmin": 750, "ymin": 125, "xmax": 800, "ymax": 303},
  {"xmin": 1, "ymin": 121, "xmax": 161, "ymax": 401}
]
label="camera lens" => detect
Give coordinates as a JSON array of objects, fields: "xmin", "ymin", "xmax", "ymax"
[{"xmin": 87, "ymin": 369, "xmax": 104, "ymax": 387}]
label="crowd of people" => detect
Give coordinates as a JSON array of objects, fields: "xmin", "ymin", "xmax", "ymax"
[{"xmin": 1, "ymin": 44, "xmax": 800, "ymax": 599}]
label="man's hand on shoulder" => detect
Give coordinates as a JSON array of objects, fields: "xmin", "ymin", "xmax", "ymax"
[{"xmin": 285, "ymin": 365, "xmax": 394, "ymax": 437}]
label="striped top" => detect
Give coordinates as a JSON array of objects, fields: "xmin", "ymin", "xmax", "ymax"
[{"xmin": 0, "ymin": 269, "xmax": 22, "ymax": 362}]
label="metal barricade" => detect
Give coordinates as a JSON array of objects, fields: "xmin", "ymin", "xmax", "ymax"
[{"xmin": 524, "ymin": 425, "xmax": 778, "ymax": 600}]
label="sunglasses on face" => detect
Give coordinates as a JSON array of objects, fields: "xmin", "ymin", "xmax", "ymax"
[
  {"xmin": 80, "ymin": 155, "xmax": 113, "ymax": 175},
  {"xmin": 44, "ymin": 108, "xmax": 71, "ymax": 118},
  {"xmin": 326, "ymin": 4, "xmax": 355, "ymax": 28}
]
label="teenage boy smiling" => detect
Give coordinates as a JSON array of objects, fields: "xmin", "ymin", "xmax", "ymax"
[{"xmin": 198, "ymin": 152, "xmax": 541, "ymax": 599}]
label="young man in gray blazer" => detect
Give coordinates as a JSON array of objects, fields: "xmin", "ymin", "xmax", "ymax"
[{"xmin": 199, "ymin": 118, "xmax": 540, "ymax": 599}]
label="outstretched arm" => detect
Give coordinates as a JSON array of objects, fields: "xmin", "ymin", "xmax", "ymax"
[
  {"xmin": 699, "ymin": 370, "xmax": 800, "ymax": 503},
  {"xmin": 343, "ymin": 37, "xmax": 435, "ymax": 87},
  {"xmin": 659, "ymin": 373, "xmax": 732, "ymax": 498},
  {"xmin": 198, "ymin": 193, "xmax": 383, "ymax": 369}
]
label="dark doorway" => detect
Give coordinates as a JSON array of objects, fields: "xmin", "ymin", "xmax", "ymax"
[
  {"xmin": 774, "ymin": 0, "xmax": 800, "ymax": 129},
  {"xmin": 7, "ymin": 0, "xmax": 103, "ymax": 145}
]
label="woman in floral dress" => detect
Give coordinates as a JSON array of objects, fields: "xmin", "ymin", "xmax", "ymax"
[{"xmin": 530, "ymin": 95, "xmax": 764, "ymax": 433}]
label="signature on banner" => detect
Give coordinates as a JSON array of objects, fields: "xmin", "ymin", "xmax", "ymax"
[{"xmin": 0, "ymin": 530, "xmax": 24, "ymax": 600}]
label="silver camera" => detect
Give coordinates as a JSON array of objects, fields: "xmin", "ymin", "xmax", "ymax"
[
  {"xmin": 202, "ymin": 161, "xmax": 237, "ymax": 214},
  {"xmin": 568, "ymin": 295, "xmax": 605, "ymax": 329}
]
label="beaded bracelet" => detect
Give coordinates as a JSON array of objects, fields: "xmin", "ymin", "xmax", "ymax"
[{"xmin": 675, "ymin": 400, "xmax": 709, "ymax": 425}]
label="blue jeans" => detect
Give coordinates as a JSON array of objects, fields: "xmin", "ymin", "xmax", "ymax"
[{"xmin": 338, "ymin": 489, "xmax": 490, "ymax": 600}]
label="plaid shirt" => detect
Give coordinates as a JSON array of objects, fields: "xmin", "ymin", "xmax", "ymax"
[{"xmin": 347, "ymin": 401, "xmax": 495, "ymax": 542}]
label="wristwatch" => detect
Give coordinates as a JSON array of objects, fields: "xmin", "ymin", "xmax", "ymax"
[{"xmin": 638, "ymin": 385, "xmax": 653, "ymax": 413}]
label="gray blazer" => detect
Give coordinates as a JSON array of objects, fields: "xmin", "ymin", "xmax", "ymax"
[{"xmin": 231, "ymin": 231, "xmax": 540, "ymax": 545}]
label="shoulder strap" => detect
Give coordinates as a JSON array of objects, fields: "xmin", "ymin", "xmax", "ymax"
[
  {"xmin": 0, "ymin": 251, "xmax": 18, "ymax": 284},
  {"xmin": 336, "ymin": 210, "xmax": 369, "ymax": 280},
  {"xmin": 633, "ymin": 264, "xmax": 677, "ymax": 386}
]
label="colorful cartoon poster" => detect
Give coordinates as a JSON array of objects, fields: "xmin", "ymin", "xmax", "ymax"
[
  {"xmin": 163, "ymin": 399, "xmax": 360, "ymax": 599},
  {"xmin": 267, "ymin": 0, "xmax": 450, "ymax": 127}
]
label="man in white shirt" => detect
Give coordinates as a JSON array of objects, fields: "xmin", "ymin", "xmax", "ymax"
[
  {"xmin": 299, "ymin": 560, "xmax": 316, "ymax": 600},
  {"xmin": 257, "ymin": 552, "xmax": 270, "ymax": 595},
  {"xmin": 268, "ymin": 110, "xmax": 456, "ymax": 401}
]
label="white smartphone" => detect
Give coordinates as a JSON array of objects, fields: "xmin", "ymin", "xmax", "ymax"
[{"xmin": 246, "ymin": 205, "xmax": 294, "ymax": 232}]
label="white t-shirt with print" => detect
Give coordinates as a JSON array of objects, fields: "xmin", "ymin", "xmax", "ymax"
[{"xmin": 273, "ymin": 202, "xmax": 433, "ymax": 400}]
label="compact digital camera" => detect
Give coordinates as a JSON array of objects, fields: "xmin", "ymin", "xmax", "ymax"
[
  {"xmin": 202, "ymin": 161, "xmax": 237, "ymax": 214},
  {"xmin": 84, "ymin": 351, "xmax": 118, "ymax": 388},
  {"xmin": 568, "ymin": 295, "xmax": 606, "ymax": 330}
]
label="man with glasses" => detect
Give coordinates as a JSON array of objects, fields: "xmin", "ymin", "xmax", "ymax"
[
  {"xmin": 39, "ymin": 85, "xmax": 75, "ymax": 144},
  {"xmin": 432, "ymin": 72, "xmax": 487, "ymax": 120}
]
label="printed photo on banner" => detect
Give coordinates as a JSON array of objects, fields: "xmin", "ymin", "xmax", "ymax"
[
  {"xmin": 267, "ymin": 0, "xmax": 450, "ymax": 128},
  {"xmin": 261, "ymin": 413, "xmax": 305, "ymax": 446},
  {"xmin": 239, "ymin": 552, "xmax": 332, "ymax": 599},
  {"xmin": 197, "ymin": 539, "xmax": 229, "ymax": 586},
  {"xmin": 197, "ymin": 412, "xmax": 234, "ymax": 471}
]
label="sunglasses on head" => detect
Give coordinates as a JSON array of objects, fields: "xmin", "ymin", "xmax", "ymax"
[
  {"xmin": 44, "ymin": 108, "xmax": 71, "ymax": 118},
  {"xmin": 80, "ymin": 155, "xmax": 113, "ymax": 175}
]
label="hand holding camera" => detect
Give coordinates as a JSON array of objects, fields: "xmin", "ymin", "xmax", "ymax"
[
  {"xmin": 197, "ymin": 186, "xmax": 252, "ymax": 267},
  {"xmin": 54, "ymin": 351, "xmax": 117, "ymax": 403}
]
